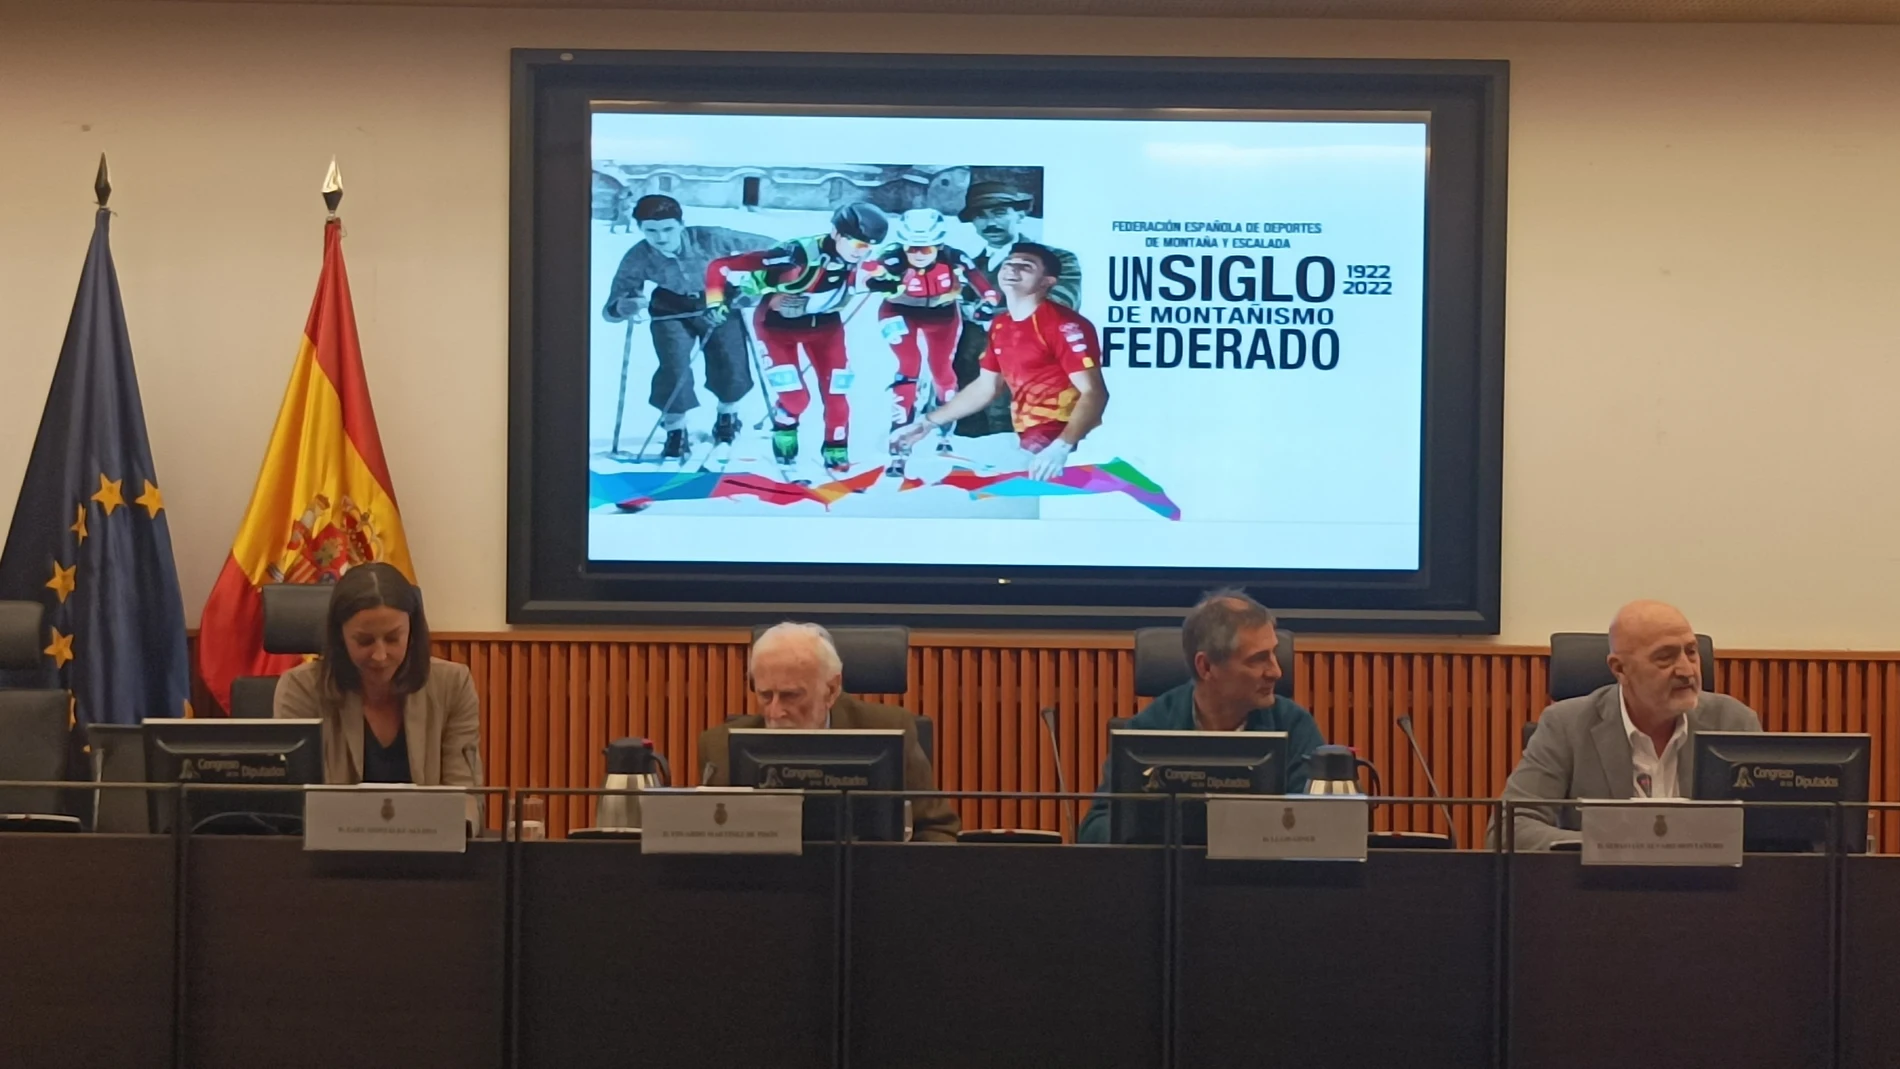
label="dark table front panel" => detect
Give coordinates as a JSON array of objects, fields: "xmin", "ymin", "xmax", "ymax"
[
  {"xmin": 516, "ymin": 841, "xmax": 841, "ymax": 1069},
  {"xmin": 0, "ymin": 834, "xmax": 176, "ymax": 1069},
  {"xmin": 1177, "ymin": 849, "xmax": 1498, "ymax": 1069},
  {"xmin": 182, "ymin": 837, "xmax": 506, "ymax": 1069},
  {"xmin": 1841, "ymin": 856, "xmax": 1900, "ymax": 1069},
  {"xmin": 849, "ymin": 844, "xmax": 1168, "ymax": 1069},
  {"xmin": 1509, "ymin": 852, "xmax": 1832, "ymax": 1069},
  {"xmin": 17, "ymin": 830, "xmax": 1893, "ymax": 1069}
]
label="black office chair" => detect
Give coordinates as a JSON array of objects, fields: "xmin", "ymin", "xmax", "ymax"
[
  {"xmin": 228, "ymin": 582, "xmax": 335, "ymax": 718},
  {"xmin": 0, "ymin": 600, "xmax": 78, "ymax": 829},
  {"xmin": 0, "ymin": 600, "xmax": 40, "ymax": 665},
  {"xmin": 838, "ymin": 626, "xmax": 932, "ymax": 764},
  {"xmin": 1133, "ymin": 626, "xmax": 1297, "ymax": 700},
  {"xmin": 1527, "ymin": 631, "xmax": 1720, "ymax": 748}
]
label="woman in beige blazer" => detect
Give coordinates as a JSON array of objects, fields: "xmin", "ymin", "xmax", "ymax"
[{"xmin": 272, "ymin": 562, "xmax": 482, "ymax": 786}]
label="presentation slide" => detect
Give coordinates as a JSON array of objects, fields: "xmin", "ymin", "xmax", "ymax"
[{"xmin": 586, "ymin": 109, "xmax": 1427, "ymax": 571}]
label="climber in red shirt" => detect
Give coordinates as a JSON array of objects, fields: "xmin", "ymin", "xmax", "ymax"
[{"xmin": 890, "ymin": 242, "xmax": 1108, "ymax": 481}]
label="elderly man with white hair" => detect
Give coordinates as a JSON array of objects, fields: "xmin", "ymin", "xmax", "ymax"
[{"xmin": 696, "ymin": 622, "xmax": 960, "ymax": 842}]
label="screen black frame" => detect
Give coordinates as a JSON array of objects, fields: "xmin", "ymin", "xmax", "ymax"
[
  {"xmin": 1108, "ymin": 728, "xmax": 1288, "ymax": 845},
  {"xmin": 727, "ymin": 727, "xmax": 907, "ymax": 842},
  {"xmin": 141, "ymin": 718, "xmax": 323, "ymax": 834},
  {"xmin": 509, "ymin": 49, "xmax": 1508, "ymax": 633},
  {"xmin": 1691, "ymin": 730, "xmax": 1872, "ymax": 853}
]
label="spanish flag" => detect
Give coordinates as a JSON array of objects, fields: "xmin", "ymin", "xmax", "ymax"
[{"xmin": 197, "ymin": 216, "xmax": 414, "ymax": 712}]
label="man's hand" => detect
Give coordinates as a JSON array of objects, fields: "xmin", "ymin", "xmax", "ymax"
[
  {"xmin": 703, "ymin": 302, "xmax": 730, "ymax": 328},
  {"xmin": 613, "ymin": 295, "xmax": 648, "ymax": 323},
  {"xmin": 890, "ymin": 419, "xmax": 934, "ymax": 451},
  {"xmin": 1027, "ymin": 439, "xmax": 1073, "ymax": 482}
]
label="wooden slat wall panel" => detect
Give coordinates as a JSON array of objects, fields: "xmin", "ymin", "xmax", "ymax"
[{"xmin": 429, "ymin": 633, "xmax": 1900, "ymax": 847}]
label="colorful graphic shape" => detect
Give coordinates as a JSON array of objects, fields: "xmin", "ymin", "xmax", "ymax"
[{"xmin": 590, "ymin": 458, "xmax": 1180, "ymax": 520}]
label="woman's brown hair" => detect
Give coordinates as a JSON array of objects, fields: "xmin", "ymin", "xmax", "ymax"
[{"xmin": 320, "ymin": 562, "xmax": 431, "ymax": 696}]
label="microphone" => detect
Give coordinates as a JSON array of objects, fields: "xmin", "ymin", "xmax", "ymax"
[
  {"xmin": 1039, "ymin": 707, "xmax": 1075, "ymax": 841},
  {"xmin": 1395, "ymin": 714, "xmax": 1460, "ymax": 849},
  {"xmin": 702, "ymin": 761, "xmax": 717, "ymax": 788}
]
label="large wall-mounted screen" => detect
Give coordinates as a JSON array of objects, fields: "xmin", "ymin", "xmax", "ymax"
[{"xmin": 511, "ymin": 52, "xmax": 1506, "ymax": 632}]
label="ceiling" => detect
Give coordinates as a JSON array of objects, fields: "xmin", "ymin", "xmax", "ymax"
[{"xmin": 98, "ymin": 0, "xmax": 1900, "ymax": 23}]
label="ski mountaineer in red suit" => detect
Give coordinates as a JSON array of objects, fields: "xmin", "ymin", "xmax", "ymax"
[
  {"xmin": 704, "ymin": 202, "xmax": 889, "ymax": 478},
  {"xmin": 891, "ymin": 242, "xmax": 1109, "ymax": 482},
  {"xmin": 862, "ymin": 208, "xmax": 1002, "ymax": 478}
]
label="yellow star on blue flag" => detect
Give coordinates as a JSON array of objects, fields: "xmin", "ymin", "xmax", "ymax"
[
  {"xmin": 44, "ymin": 627, "xmax": 75, "ymax": 669},
  {"xmin": 92, "ymin": 474, "xmax": 124, "ymax": 515},
  {"xmin": 46, "ymin": 561, "xmax": 76, "ymax": 603}
]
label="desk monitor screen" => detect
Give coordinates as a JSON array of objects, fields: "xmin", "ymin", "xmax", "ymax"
[
  {"xmin": 727, "ymin": 728, "xmax": 906, "ymax": 842},
  {"xmin": 1692, "ymin": 731, "xmax": 1871, "ymax": 853},
  {"xmin": 143, "ymin": 718, "xmax": 323, "ymax": 835},
  {"xmin": 1109, "ymin": 729, "xmax": 1287, "ymax": 845}
]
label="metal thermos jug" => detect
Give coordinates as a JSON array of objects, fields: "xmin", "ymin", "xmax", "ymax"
[
  {"xmin": 596, "ymin": 737, "xmax": 671, "ymax": 829},
  {"xmin": 1302, "ymin": 744, "xmax": 1365, "ymax": 795}
]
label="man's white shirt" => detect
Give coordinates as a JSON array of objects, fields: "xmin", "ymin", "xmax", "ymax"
[{"xmin": 1619, "ymin": 685, "xmax": 1688, "ymax": 799}]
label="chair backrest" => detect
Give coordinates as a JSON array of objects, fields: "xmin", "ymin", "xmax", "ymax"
[
  {"xmin": 0, "ymin": 600, "xmax": 45, "ymax": 670},
  {"xmin": 748, "ymin": 625, "xmax": 910, "ymax": 695},
  {"xmin": 0, "ymin": 602, "xmax": 70, "ymax": 816},
  {"xmin": 0, "ymin": 690, "xmax": 72, "ymax": 815},
  {"xmin": 1133, "ymin": 627, "xmax": 1296, "ymax": 700},
  {"xmin": 261, "ymin": 582, "xmax": 335, "ymax": 655},
  {"xmin": 1547, "ymin": 632, "xmax": 1717, "ymax": 703},
  {"xmin": 229, "ymin": 676, "xmax": 282, "ymax": 720}
]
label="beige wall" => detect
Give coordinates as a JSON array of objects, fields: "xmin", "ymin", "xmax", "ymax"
[{"xmin": 2, "ymin": 2, "xmax": 1897, "ymax": 646}]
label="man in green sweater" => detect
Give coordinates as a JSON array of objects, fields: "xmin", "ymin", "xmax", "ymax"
[{"xmin": 1078, "ymin": 590, "xmax": 1327, "ymax": 843}]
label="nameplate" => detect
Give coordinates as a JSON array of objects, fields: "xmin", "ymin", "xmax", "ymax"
[
  {"xmin": 641, "ymin": 790, "xmax": 804, "ymax": 855},
  {"xmin": 303, "ymin": 786, "xmax": 469, "ymax": 853},
  {"xmin": 1206, "ymin": 797, "xmax": 1369, "ymax": 861},
  {"xmin": 1580, "ymin": 801, "xmax": 1743, "ymax": 867}
]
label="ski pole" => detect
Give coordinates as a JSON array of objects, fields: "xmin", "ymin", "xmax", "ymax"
[
  {"xmin": 632, "ymin": 319, "xmax": 710, "ymax": 463},
  {"xmin": 840, "ymin": 291, "xmax": 875, "ymax": 328},
  {"xmin": 609, "ymin": 318, "xmax": 636, "ymax": 456},
  {"xmin": 739, "ymin": 312, "xmax": 782, "ymax": 432},
  {"xmin": 611, "ymin": 308, "xmax": 711, "ymax": 462}
]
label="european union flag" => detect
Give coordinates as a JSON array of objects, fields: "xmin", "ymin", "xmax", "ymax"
[{"xmin": 0, "ymin": 207, "xmax": 191, "ymax": 726}]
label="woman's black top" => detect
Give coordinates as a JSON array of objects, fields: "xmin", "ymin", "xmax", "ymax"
[{"xmin": 362, "ymin": 723, "xmax": 412, "ymax": 784}]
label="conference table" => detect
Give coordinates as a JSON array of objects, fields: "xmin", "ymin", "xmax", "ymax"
[{"xmin": 5, "ymin": 828, "xmax": 1899, "ymax": 1069}]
